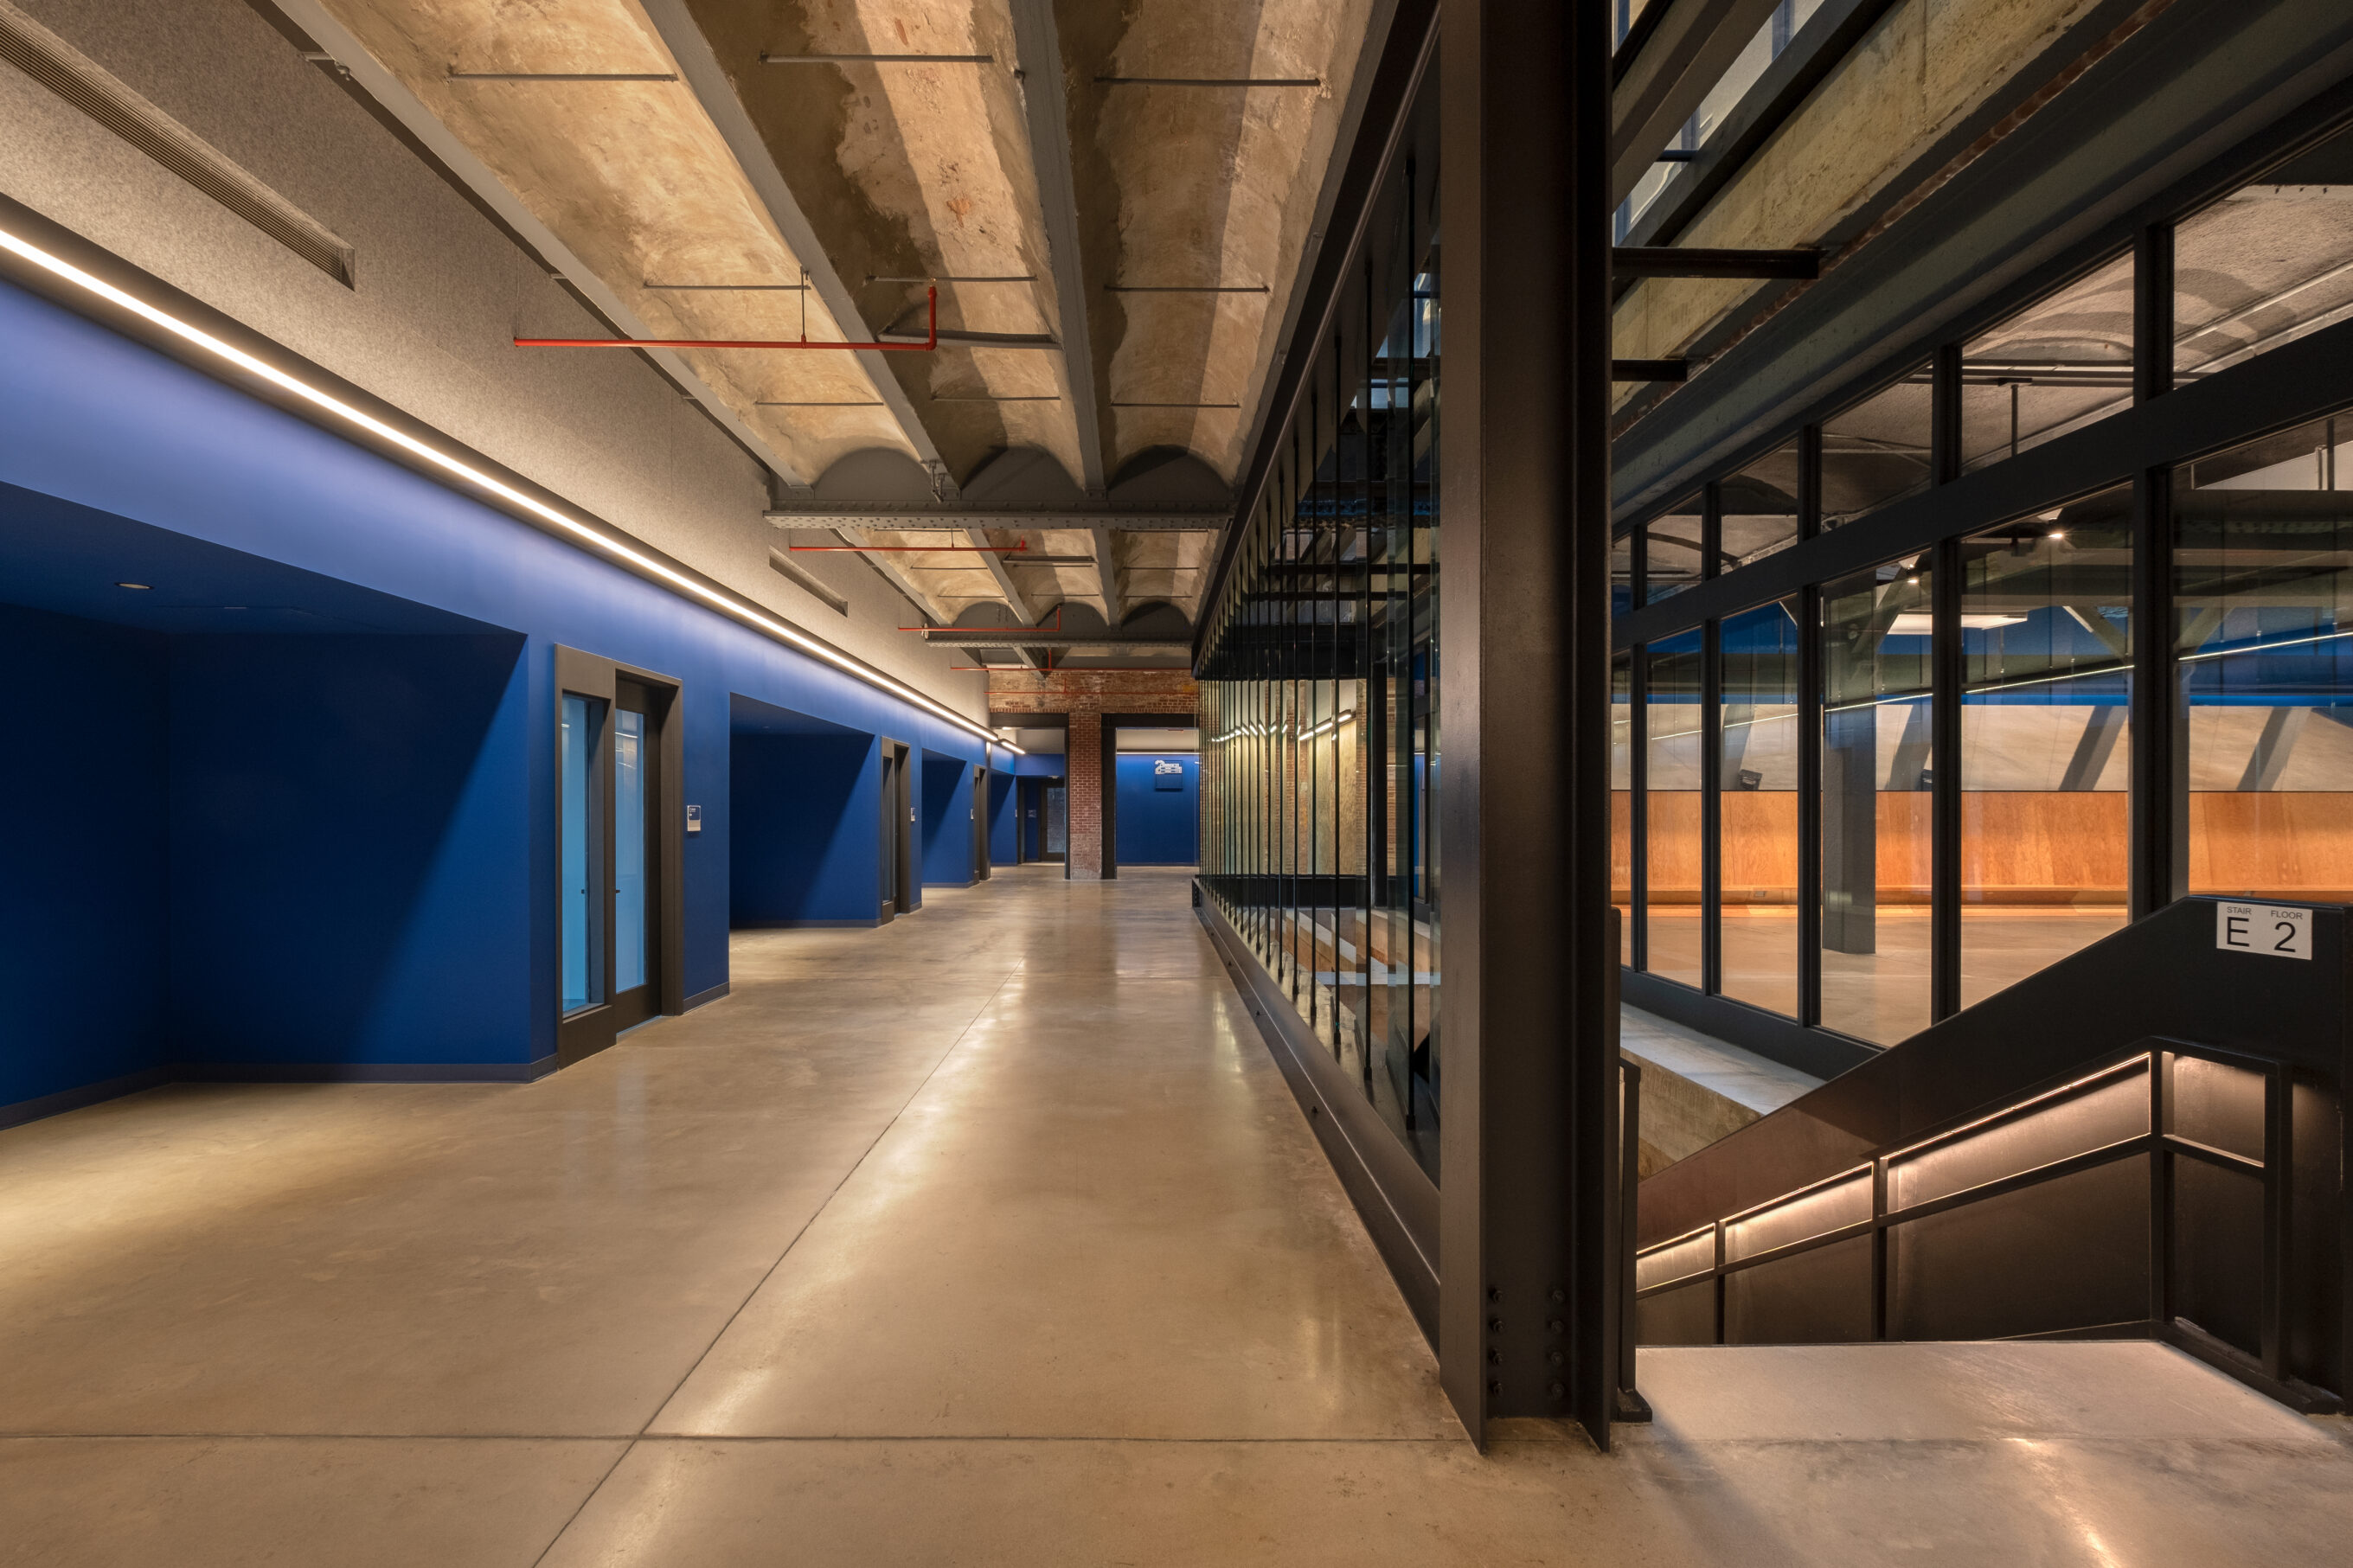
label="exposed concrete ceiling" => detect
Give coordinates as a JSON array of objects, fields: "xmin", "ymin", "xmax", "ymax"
[{"xmin": 287, "ymin": 0, "xmax": 1377, "ymax": 631}]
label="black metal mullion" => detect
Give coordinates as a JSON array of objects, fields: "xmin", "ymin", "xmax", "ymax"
[
  {"xmin": 2135, "ymin": 221, "xmax": 2175, "ymax": 406},
  {"xmin": 1797, "ymin": 423, "xmax": 1824, "ymax": 542},
  {"xmin": 1630, "ymin": 643, "xmax": 1650, "ymax": 973},
  {"xmin": 2132, "ymin": 464, "xmax": 2181, "ymax": 918},
  {"xmin": 1932, "ymin": 342, "xmax": 1964, "ymax": 486},
  {"xmin": 1797, "ymin": 583, "xmax": 1824, "ymax": 1026},
  {"xmin": 1702, "ymin": 617, "xmax": 1723, "ymax": 995},
  {"xmin": 1702, "ymin": 480, "xmax": 1723, "ymax": 581},
  {"xmin": 2263, "ymin": 1062, "xmax": 2292, "ymax": 1381}
]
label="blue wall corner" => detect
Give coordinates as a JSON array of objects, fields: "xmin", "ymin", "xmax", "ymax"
[
  {"xmin": 731, "ymin": 732, "xmax": 879, "ymax": 924},
  {"xmin": 1115, "ymin": 754, "xmax": 1199, "ymax": 866},
  {"xmin": 169, "ymin": 633, "xmax": 535, "ymax": 1066},
  {"xmin": 987, "ymin": 771, "xmax": 1019, "ymax": 864},
  {"xmin": 0, "ymin": 274, "xmax": 1013, "ymax": 1104},
  {"xmin": 920, "ymin": 752, "xmax": 977, "ymax": 886},
  {"xmin": 1, "ymin": 605, "xmax": 172, "ymax": 1105}
]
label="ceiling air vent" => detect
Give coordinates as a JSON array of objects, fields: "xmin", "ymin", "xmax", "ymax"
[{"xmin": 0, "ymin": 1, "xmax": 355, "ymax": 286}]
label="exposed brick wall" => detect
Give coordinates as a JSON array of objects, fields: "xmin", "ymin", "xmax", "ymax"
[
  {"xmin": 991, "ymin": 669, "xmax": 1196, "ymax": 881},
  {"xmin": 1066, "ymin": 711, "xmax": 1104, "ymax": 880},
  {"xmin": 988, "ymin": 669, "xmax": 1198, "ymax": 717}
]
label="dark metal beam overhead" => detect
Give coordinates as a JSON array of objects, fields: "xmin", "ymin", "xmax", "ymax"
[{"xmin": 1611, "ymin": 0, "xmax": 1786, "ymax": 207}]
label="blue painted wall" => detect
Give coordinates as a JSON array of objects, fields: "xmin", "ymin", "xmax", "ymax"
[
  {"xmin": 731, "ymin": 733, "xmax": 879, "ymax": 925},
  {"xmin": 169, "ymin": 634, "xmax": 533, "ymax": 1066},
  {"xmin": 1116, "ymin": 754, "xmax": 1200, "ymax": 865},
  {"xmin": 920, "ymin": 753, "xmax": 976, "ymax": 886},
  {"xmin": 0, "ymin": 275, "xmax": 995, "ymax": 1109},
  {"xmin": 1, "ymin": 606, "xmax": 171, "ymax": 1108},
  {"xmin": 987, "ymin": 771, "xmax": 1019, "ymax": 864}
]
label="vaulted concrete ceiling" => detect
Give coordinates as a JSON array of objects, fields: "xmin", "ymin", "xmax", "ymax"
[{"xmin": 291, "ymin": 0, "xmax": 1378, "ymax": 638}]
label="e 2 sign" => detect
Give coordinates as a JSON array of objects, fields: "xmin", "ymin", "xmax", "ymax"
[{"xmin": 2215, "ymin": 902, "xmax": 2311, "ymax": 961}]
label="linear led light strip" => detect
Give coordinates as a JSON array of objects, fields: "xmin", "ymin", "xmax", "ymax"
[{"xmin": 0, "ymin": 225, "xmax": 1019, "ymax": 755}]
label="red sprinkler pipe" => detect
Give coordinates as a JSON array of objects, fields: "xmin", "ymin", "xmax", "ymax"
[{"xmin": 516, "ymin": 285, "xmax": 938, "ymax": 351}]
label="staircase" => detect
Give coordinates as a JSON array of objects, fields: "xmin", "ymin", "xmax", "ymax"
[{"xmin": 1634, "ymin": 896, "xmax": 2347, "ymax": 1412}]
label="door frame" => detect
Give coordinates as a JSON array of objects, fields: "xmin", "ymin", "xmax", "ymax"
[
  {"xmin": 554, "ymin": 644, "xmax": 685, "ymax": 1067},
  {"xmin": 972, "ymin": 763, "xmax": 990, "ymax": 881},
  {"xmin": 878, "ymin": 737, "xmax": 914, "ymax": 920}
]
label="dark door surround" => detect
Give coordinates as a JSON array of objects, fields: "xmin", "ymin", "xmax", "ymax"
[
  {"xmin": 606, "ymin": 675, "xmax": 664, "ymax": 1036},
  {"xmin": 878, "ymin": 738, "xmax": 914, "ymax": 920},
  {"xmin": 972, "ymin": 764, "xmax": 990, "ymax": 881},
  {"xmin": 1095, "ymin": 712, "xmax": 1188, "ymax": 881},
  {"xmin": 554, "ymin": 644, "xmax": 686, "ymax": 1068}
]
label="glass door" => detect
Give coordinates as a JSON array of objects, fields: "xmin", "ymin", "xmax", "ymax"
[
  {"xmin": 880, "ymin": 751, "xmax": 900, "ymax": 917},
  {"xmin": 561, "ymin": 693, "xmax": 607, "ymax": 1017},
  {"xmin": 555, "ymin": 648, "xmax": 676, "ymax": 1066}
]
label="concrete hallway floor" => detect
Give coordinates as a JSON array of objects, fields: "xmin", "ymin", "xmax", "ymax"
[{"xmin": 3, "ymin": 866, "xmax": 2351, "ymax": 1565}]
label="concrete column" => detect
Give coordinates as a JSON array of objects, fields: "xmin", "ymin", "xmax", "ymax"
[{"xmin": 1067, "ymin": 711, "xmax": 1104, "ymax": 880}]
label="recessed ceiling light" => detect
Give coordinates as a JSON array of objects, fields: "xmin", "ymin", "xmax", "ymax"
[{"xmin": 116, "ymin": 581, "xmax": 151, "ymax": 590}]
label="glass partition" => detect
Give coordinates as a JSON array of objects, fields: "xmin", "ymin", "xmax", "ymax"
[
  {"xmin": 1958, "ymin": 489, "xmax": 2133, "ymax": 1009},
  {"xmin": 1821, "ymin": 364, "xmax": 1932, "ymax": 528},
  {"xmin": 614, "ymin": 707, "xmax": 648, "ymax": 994},
  {"xmin": 1645, "ymin": 630, "xmax": 1706, "ymax": 988},
  {"xmin": 1718, "ymin": 600, "xmax": 1802, "ymax": 1016},
  {"xmin": 2177, "ymin": 416, "xmax": 2353, "ymax": 902},
  {"xmin": 1724, "ymin": 442, "xmax": 1801, "ymax": 567},
  {"xmin": 2175, "ymin": 125, "xmax": 2353, "ymax": 385},
  {"xmin": 1613, "ymin": 652, "xmax": 1634, "ymax": 966},
  {"xmin": 560, "ymin": 693, "xmax": 606, "ymax": 1014},
  {"xmin": 1647, "ymin": 496, "xmax": 1706, "ymax": 600},
  {"xmin": 1197, "ymin": 77, "xmax": 1439, "ymax": 1179},
  {"xmin": 1819, "ymin": 560, "xmax": 1933, "ymax": 1044},
  {"xmin": 1960, "ymin": 252, "xmax": 2136, "ymax": 473}
]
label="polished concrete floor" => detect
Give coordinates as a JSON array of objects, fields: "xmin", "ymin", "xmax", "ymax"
[{"xmin": 4, "ymin": 866, "xmax": 2350, "ymax": 1564}]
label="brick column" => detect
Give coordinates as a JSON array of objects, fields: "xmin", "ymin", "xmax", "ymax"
[{"xmin": 1066, "ymin": 710, "xmax": 1104, "ymax": 880}]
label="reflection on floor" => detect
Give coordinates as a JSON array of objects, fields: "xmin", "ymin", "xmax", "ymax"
[
  {"xmin": 1644, "ymin": 906, "xmax": 2129, "ymax": 1044},
  {"xmin": 3, "ymin": 867, "xmax": 2345, "ymax": 1563}
]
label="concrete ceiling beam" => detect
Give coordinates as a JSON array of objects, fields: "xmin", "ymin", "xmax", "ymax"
[
  {"xmin": 1008, "ymin": 0, "xmax": 1121, "ymax": 626},
  {"xmin": 638, "ymin": 0, "xmax": 959, "ymax": 498},
  {"xmin": 1092, "ymin": 526, "xmax": 1126, "ymax": 625},
  {"xmin": 266, "ymin": 0, "xmax": 813, "ymax": 486},
  {"xmin": 965, "ymin": 525, "xmax": 1048, "ymax": 668}
]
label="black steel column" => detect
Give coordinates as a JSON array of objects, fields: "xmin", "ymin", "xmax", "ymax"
[
  {"xmin": 2132, "ymin": 467, "xmax": 2183, "ymax": 916},
  {"xmin": 1439, "ymin": 0, "xmax": 1616, "ymax": 1447},
  {"xmin": 1100, "ymin": 714, "xmax": 1120, "ymax": 880},
  {"xmin": 1931, "ymin": 536, "xmax": 1963, "ymax": 1021},
  {"xmin": 2132, "ymin": 222, "xmax": 2181, "ymax": 918}
]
